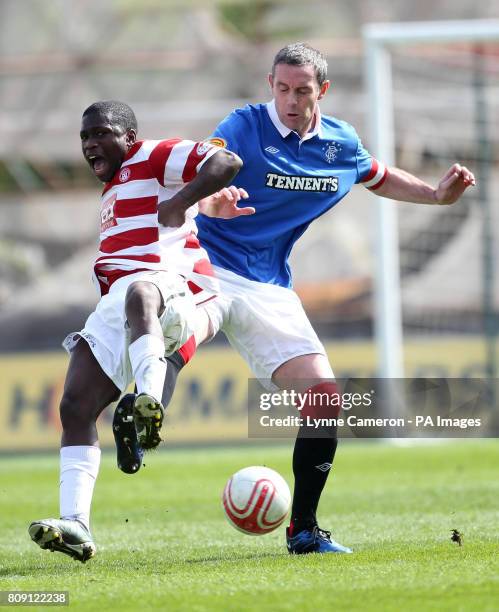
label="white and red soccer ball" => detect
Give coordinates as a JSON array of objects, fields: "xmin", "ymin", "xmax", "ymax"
[{"xmin": 222, "ymin": 466, "xmax": 291, "ymax": 535}]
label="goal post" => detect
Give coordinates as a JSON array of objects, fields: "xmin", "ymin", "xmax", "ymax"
[{"xmin": 362, "ymin": 19, "xmax": 499, "ymax": 378}]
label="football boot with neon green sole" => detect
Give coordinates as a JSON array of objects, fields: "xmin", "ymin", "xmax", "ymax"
[
  {"xmin": 28, "ymin": 518, "xmax": 96, "ymax": 563},
  {"xmin": 133, "ymin": 393, "xmax": 164, "ymax": 450}
]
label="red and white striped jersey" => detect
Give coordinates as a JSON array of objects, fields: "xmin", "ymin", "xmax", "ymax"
[{"xmin": 94, "ymin": 138, "xmax": 220, "ymax": 304}]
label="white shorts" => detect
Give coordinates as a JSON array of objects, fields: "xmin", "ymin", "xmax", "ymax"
[
  {"xmin": 203, "ymin": 266, "xmax": 331, "ymax": 385},
  {"xmin": 63, "ymin": 270, "xmax": 196, "ymax": 391}
]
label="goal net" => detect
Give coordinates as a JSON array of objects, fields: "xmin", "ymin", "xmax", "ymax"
[{"xmin": 363, "ymin": 20, "xmax": 499, "ymax": 379}]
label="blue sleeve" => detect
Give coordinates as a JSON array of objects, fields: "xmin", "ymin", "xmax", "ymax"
[
  {"xmin": 210, "ymin": 109, "xmax": 250, "ymax": 157},
  {"xmin": 355, "ymin": 136, "xmax": 374, "ymax": 184}
]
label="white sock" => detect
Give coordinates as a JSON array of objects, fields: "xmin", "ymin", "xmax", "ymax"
[
  {"xmin": 128, "ymin": 334, "xmax": 167, "ymax": 400},
  {"xmin": 60, "ymin": 445, "xmax": 101, "ymax": 531}
]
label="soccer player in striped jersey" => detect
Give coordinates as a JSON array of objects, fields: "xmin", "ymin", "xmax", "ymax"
[
  {"xmin": 151, "ymin": 43, "xmax": 476, "ymax": 555},
  {"xmin": 28, "ymin": 100, "xmax": 251, "ymax": 562}
]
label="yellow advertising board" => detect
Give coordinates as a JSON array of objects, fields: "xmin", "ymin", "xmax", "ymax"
[
  {"xmin": 0, "ymin": 346, "xmax": 253, "ymax": 452},
  {"xmin": 0, "ymin": 336, "xmax": 490, "ymax": 452}
]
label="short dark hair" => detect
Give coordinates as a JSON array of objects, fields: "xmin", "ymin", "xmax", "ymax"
[
  {"xmin": 82, "ymin": 100, "xmax": 138, "ymax": 133},
  {"xmin": 272, "ymin": 43, "xmax": 328, "ymax": 86}
]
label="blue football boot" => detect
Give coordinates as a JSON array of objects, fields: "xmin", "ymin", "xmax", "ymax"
[{"xmin": 286, "ymin": 525, "xmax": 352, "ymax": 554}]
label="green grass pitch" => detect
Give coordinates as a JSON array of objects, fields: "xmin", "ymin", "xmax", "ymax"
[{"xmin": 1, "ymin": 441, "xmax": 498, "ymax": 611}]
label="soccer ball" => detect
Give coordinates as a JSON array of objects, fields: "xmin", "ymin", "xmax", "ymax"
[{"xmin": 222, "ymin": 466, "xmax": 291, "ymax": 535}]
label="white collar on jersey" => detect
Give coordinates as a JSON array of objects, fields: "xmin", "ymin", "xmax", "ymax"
[{"xmin": 266, "ymin": 99, "xmax": 322, "ymax": 142}]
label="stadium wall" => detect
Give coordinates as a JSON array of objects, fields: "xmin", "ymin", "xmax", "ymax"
[{"xmin": 0, "ymin": 338, "xmax": 488, "ymax": 452}]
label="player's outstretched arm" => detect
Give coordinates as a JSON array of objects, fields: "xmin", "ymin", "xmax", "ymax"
[
  {"xmin": 158, "ymin": 150, "xmax": 242, "ymax": 227},
  {"xmin": 198, "ymin": 186, "xmax": 254, "ymax": 219},
  {"xmin": 374, "ymin": 163, "xmax": 475, "ymax": 205}
]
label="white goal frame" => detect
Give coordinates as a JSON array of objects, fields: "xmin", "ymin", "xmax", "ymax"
[{"xmin": 362, "ymin": 19, "xmax": 499, "ymax": 378}]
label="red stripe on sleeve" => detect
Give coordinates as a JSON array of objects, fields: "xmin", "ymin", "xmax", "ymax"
[
  {"xmin": 149, "ymin": 139, "xmax": 182, "ymax": 185},
  {"xmin": 100, "ymin": 227, "xmax": 159, "ymax": 253},
  {"xmin": 368, "ymin": 167, "xmax": 388, "ymax": 190},
  {"xmin": 361, "ymin": 158, "xmax": 379, "ymax": 183},
  {"xmin": 181, "ymin": 143, "xmax": 210, "ymax": 183}
]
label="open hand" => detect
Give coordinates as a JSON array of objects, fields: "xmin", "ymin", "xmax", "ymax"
[{"xmin": 199, "ymin": 186, "xmax": 255, "ymax": 219}]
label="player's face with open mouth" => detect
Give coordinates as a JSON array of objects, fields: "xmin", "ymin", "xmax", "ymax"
[
  {"xmin": 80, "ymin": 112, "xmax": 135, "ymax": 183},
  {"xmin": 269, "ymin": 64, "xmax": 329, "ymax": 138}
]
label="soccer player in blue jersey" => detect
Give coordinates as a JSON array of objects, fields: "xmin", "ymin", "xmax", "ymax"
[{"xmin": 115, "ymin": 43, "xmax": 475, "ymax": 554}]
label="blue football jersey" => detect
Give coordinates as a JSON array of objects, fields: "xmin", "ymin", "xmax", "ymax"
[{"xmin": 196, "ymin": 101, "xmax": 386, "ymax": 288}]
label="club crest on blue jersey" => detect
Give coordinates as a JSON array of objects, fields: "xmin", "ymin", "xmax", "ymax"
[
  {"xmin": 322, "ymin": 141, "xmax": 342, "ymax": 164},
  {"xmin": 265, "ymin": 173, "xmax": 339, "ymax": 192}
]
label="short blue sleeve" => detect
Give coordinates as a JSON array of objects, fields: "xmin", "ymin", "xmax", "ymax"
[
  {"xmin": 211, "ymin": 109, "xmax": 250, "ymax": 157},
  {"xmin": 355, "ymin": 137, "xmax": 375, "ymax": 184}
]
